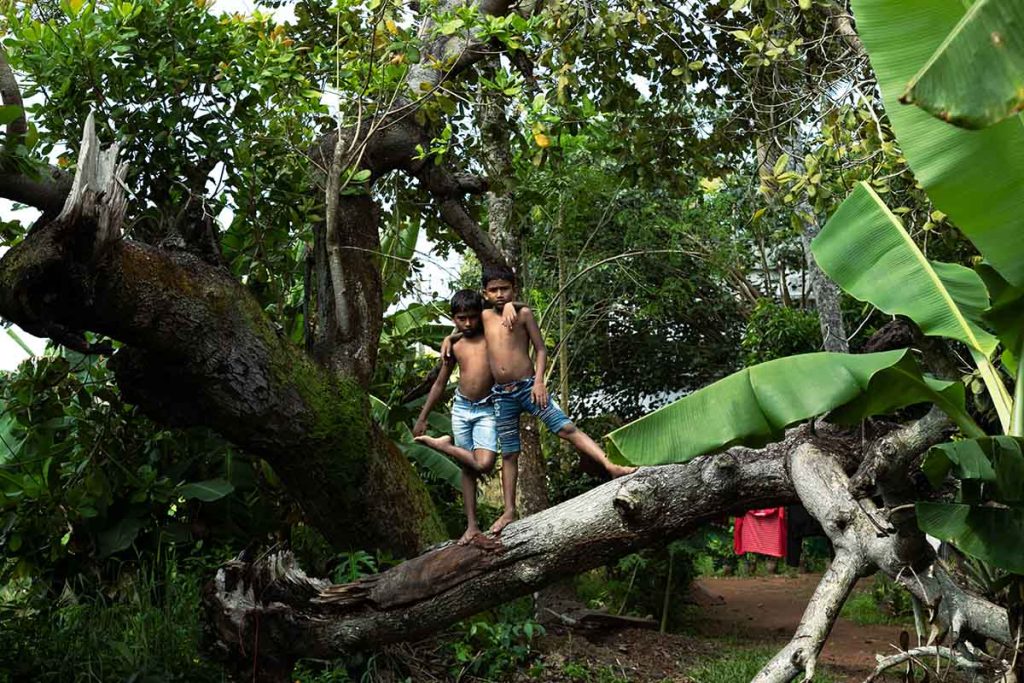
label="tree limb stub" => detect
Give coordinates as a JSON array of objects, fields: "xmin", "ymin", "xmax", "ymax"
[{"xmin": 0, "ymin": 116, "xmax": 442, "ymax": 556}]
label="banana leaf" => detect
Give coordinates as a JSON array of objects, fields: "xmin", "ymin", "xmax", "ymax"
[
  {"xmin": 852, "ymin": 0, "xmax": 1024, "ymax": 286},
  {"xmin": 813, "ymin": 183, "xmax": 1010, "ymax": 428},
  {"xmin": 922, "ymin": 436, "xmax": 1024, "ymax": 504},
  {"xmin": 382, "ymin": 301, "xmax": 450, "ymax": 349},
  {"xmin": 813, "ymin": 183, "xmax": 997, "ymax": 356},
  {"xmin": 606, "ymin": 349, "xmax": 978, "ymax": 467},
  {"xmin": 900, "ymin": 0, "xmax": 1024, "ymax": 129},
  {"xmin": 395, "ymin": 422, "xmax": 462, "ymax": 490},
  {"xmin": 380, "ymin": 219, "xmax": 420, "ymax": 307},
  {"xmin": 917, "ymin": 501, "xmax": 1024, "ymax": 573}
]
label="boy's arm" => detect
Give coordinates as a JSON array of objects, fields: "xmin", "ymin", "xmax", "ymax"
[
  {"xmin": 413, "ymin": 357, "xmax": 455, "ymax": 436},
  {"xmin": 440, "ymin": 332, "xmax": 463, "ymax": 362},
  {"xmin": 500, "ymin": 300, "xmax": 530, "ymax": 329},
  {"xmin": 519, "ymin": 307, "xmax": 550, "ymax": 408}
]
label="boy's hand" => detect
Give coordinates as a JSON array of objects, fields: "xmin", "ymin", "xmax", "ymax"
[
  {"xmin": 440, "ymin": 335, "xmax": 454, "ymax": 362},
  {"xmin": 532, "ymin": 381, "xmax": 549, "ymax": 409},
  {"xmin": 501, "ymin": 302, "xmax": 518, "ymax": 329},
  {"xmin": 412, "ymin": 419, "xmax": 428, "ymax": 437}
]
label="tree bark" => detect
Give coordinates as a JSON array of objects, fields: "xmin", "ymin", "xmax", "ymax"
[
  {"xmin": 202, "ymin": 420, "xmax": 1013, "ymax": 680},
  {"xmin": 801, "ymin": 213, "xmax": 849, "ymax": 352},
  {"xmin": 477, "ymin": 64, "xmax": 550, "ymax": 515},
  {"xmin": 0, "ymin": 116, "xmax": 444, "ymax": 555}
]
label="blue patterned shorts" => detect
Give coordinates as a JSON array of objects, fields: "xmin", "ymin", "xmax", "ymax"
[
  {"xmin": 493, "ymin": 377, "xmax": 572, "ymax": 453},
  {"xmin": 451, "ymin": 390, "xmax": 498, "ymax": 453}
]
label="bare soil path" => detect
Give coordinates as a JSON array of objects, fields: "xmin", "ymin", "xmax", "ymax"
[{"xmin": 692, "ymin": 573, "xmax": 913, "ymax": 681}]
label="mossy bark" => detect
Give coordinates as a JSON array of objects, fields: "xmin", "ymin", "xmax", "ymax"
[{"xmin": 0, "ymin": 216, "xmax": 443, "ymax": 555}]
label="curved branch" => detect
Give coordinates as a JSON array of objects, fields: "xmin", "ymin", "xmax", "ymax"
[
  {"xmin": 0, "ymin": 45, "xmax": 28, "ymax": 148},
  {"xmin": 863, "ymin": 646, "xmax": 986, "ymax": 683},
  {"xmin": 203, "ymin": 428, "xmax": 810, "ymax": 677}
]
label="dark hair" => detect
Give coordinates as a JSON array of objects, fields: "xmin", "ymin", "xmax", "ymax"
[
  {"xmin": 482, "ymin": 264, "xmax": 516, "ymax": 288},
  {"xmin": 450, "ymin": 289, "xmax": 484, "ymax": 315}
]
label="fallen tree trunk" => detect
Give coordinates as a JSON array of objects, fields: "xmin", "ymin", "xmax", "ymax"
[{"xmin": 203, "ymin": 419, "xmax": 1013, "ymax": 681}]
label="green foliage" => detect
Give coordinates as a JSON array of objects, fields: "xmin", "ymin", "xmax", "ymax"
[
  {"xmin": 607, "ymin": 349, "xmax": 974, "ymax": 466},
  {"xmin": 0, "ymin": 352, "xmax": 284, "ymax": 589},
  {"xmin": 0, "ymin": 550, "xmax": 223, "ymax": 682},
  {"xmin": 441, "ymin": 599, "xmax": 545, "ymax": 681},
  {"xmin": 840, "ymin": 577, "xmax": 914, "ymax": 626},
  {"xmin": 917, "ymin": 437, "xmax": 1024, "ymax": 572},
  {"xmin": 901, "ymin": 0, "xmax": 1024, "ymax": 129},
  {"xmin": 853, "ymin": 0, "xmax": 1024, "ymax": 287},
  {"xmin": 740, "ymin": 299, "xmax": 820, "ymax": 365},
  {"xmin": 689, "ymin": 646, "xmax": 836, "ymax": 683}
]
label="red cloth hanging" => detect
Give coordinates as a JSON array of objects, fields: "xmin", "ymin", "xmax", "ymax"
[{"xmin": 733, "ymin": 507, "xmax": 787, "ymax": 558}]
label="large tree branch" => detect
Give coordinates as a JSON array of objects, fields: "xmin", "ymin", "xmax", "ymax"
[
  {"xmin": 0, "ymin": 115, "xmax": 443, "ymax": 555},
  {"xmin": 204, "ymin": 430, "xmax": 805, "ymax": 680},
  {"xmin": 755, "ymin": 440, "xmax": 1012, "ymax": 683},
  {"xmin": 203, "ymin": 412, "xmax": 1012, "ymax": 681}
]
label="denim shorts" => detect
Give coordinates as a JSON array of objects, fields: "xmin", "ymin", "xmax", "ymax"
[
  {"xmin": 451, "ymin": 390, "xmax": 498, "ymax": 453},
  {"xmin": 493, "ymin": 377, "xmax": 572, "ymax": 453}
]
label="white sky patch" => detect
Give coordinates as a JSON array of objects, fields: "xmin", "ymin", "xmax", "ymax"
[{"xmin": 212, "ymin": 0, "xmax": 296, "ymax": 23}]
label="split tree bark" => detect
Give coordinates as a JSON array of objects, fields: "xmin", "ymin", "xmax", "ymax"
[
  {"xmin": 203, "ymin": 418, "xmax": 1013, "ymax": 681},
  {"xmin": 0, "ymin": 115, "xmax": 444, "ymax": 555}
]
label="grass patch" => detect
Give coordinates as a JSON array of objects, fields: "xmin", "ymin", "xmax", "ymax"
[
  {"xmin": 840, "ymin": 590, "xmax": 912, "ymax": 627},
  {"xmin": 688, "ymin": 646, "xmax": 837, "ymax": 683}
]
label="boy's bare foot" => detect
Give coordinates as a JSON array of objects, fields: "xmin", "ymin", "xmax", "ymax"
[
  {"xmin": 489, "ymin": 510, "xmax": 517, "ymax": 534},
  {"xmin": 607, "ymin": 464, "xmax": 637, "ymax": 478},
  {"xmin": 458, "ymin": 526, "xmax": 482, "ymax": 545},
  {"xmin": 414, "ymin": 434, "xmax": 453, "ymax": 451}
]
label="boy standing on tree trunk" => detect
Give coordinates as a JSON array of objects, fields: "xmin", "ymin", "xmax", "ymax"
[
  {"xmin": 436, "ymin": 265, "xmax": 637, "ymax": 535},
  {"xmin": 413, "ymin": 290, "xmax": 498, "ymax": 545}
]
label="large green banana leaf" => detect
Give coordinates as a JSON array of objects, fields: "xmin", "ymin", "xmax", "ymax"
[
  {"xmin": 814, "ymin": 183, "xmax": 997, "ymax": 356},
  {"xmin": 901, "ymin": 0, "xmax": 1024, "ymax": 129},
  {"xmin": 917, "ymin": 502, "xmax": 1024, "ymax": 573},
  {"xmin": 606, "ymin": 349, "xmax": 978, "ymax": 467},
  {"xmin": 813, "ymin": 183, "xmax": 1010, "ymax": 429},
  {"xmin": 851, "ymin": 0, "xmax": 1024, "ymax": 286},
  {"xmin": 922, "ymin": 436, "xmax": 1024, "ymax": 502},
  {"xmin": 918, "ymin": 438, "xmax": 1024, "ymax": 573}
]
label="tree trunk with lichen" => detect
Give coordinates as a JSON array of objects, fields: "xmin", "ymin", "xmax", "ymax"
[
  {"xmin": 478, "ymin": 67, "xmax": 550, "ymax": 516},
  {"xmin": 0, "ymin": 116, "xmax": 444, "ymax": 556}
]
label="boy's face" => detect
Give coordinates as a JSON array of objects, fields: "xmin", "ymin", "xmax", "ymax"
[
  {"xmin": 453, "ymin": 310, "xmax": 483, "ymax": 336},
  {"xmin": 482, "ymin": 278, "xmax": 515, "ymax": 307}
]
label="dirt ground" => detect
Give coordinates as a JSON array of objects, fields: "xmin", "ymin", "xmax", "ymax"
[
  {"xmin": 693, "ymin": 574, "xmax": 912, "ymax": 681},
  {"xmin": 520, "ymin": 573, "xmax": 912, "ymax": 682}
]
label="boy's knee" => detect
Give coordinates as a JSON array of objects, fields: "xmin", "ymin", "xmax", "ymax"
[
  {"xmin": 557, "ymin": 423, "xmax": 578, "ymax": 438},
  {"xmin": 475, "ymin": 449, "xmax": 497, "ymax": 474}
]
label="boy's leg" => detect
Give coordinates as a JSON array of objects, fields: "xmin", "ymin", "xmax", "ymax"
[
  {"xmin": 414, "ymin": 434, "xmax": 485, "ymax": 471},
  {"xmin": 491, "ymin": 452, "xmax": 518, "ymax": 534},
  {"xmin": 491, "ymin": 393, "xmax": 522, "ymax": 534},
  {"xmin": 474, "ymin": 448, "xmax": 497, "ymax": 475},
  {"xmin": 458, "ymin": 469, "xmax": 481, "ymax": 544},
  {"xmin": 557, "ymin": 424, "xmax": 636, "ymax": 478},
  {"xmin": 517, "ymin": 382, "xmax": 637, "ymax": 479}
]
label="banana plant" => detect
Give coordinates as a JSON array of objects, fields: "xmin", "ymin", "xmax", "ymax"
[{"xmin": 609, "ymin": 0, "xmax": 1024, "ymax": 576}]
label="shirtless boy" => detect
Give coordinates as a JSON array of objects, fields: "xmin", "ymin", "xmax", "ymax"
[
  {"xmin": 413, "ymin": 290, "xmax": 498, "ymax": 544},
  {"xmin": 475, "ymin": 265, "xmax": 636, "ymax": 534}
]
